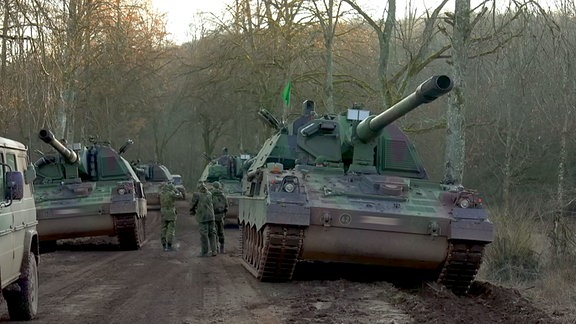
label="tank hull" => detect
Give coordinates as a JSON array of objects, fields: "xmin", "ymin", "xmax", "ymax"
[
  {"xmin": 239, "ymin": 166, "xmax": 493, "ymax": 294},
  {"xmin": 240, "ymin": 197, "xmax": 450, "ymax": 269},
  {"xmin": 143, "ymin": 183, "xmax": 161, "ymax": 210},
  {"xmin": 36, "ymin": 197, "xmax": 146, "ymax": 241},
  {"xmin": 35, "ymin": 181, "xmax": 147, "ymax": 249},
  {"xmin": 37, "ymin": 210, "xmax": 115, "ymax": 241},
  {"xmin": 300, "ymin": 226, "xmax": 448, "ymax": 269}
]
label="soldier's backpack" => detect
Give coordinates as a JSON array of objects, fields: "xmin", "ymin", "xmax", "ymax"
[{"xmin": 212, "ymin": 191, "xmax": 227, "ymax": 214}]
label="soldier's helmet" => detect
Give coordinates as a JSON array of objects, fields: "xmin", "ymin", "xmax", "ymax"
[{"xmin": 212, "ymin": 181, "xmax": 222, "ymax": 189}]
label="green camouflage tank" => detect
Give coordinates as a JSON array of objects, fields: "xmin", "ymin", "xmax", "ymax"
[
  {"xmin": 238, "ymin": 75, "xmax": 493, "ymax": 295},
  {"xmin": 199, "ymin": 151, "xmax": 251, "ymax": 225},
  {"xmin": 34, "ymin": 130, "xmax": 147, "ymax": 250},
  {"xmin": 133, "ymin": 163, "xmax": 173, "ymax": 210}
]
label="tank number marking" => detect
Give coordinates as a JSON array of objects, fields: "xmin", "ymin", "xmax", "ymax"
[
  {"xmin": 357, "ymin": 216, "xmax": 401, "ymax": 226},
  {"xmin": 54, "ymin": 208, "xmax": 83, "ymax": 215}
]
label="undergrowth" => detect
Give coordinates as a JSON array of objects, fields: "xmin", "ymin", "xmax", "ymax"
[{"xmin": 479, "ymin": 202, "xmax": 576, "ymax": 322}]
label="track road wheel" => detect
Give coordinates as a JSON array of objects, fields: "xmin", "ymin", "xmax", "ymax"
[{"xmin": 2, "ymin": 253, "xmax": 39, "ymax": 320}]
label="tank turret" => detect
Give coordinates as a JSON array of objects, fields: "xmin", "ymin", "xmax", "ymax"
[
  {"xmin": 38, "ymin": 129, "xmax": 79, "ymax": 164},
  {"xmin": 249, "ymin": 76, "xmax": 453, "ymax": 175},
  {"xmin": 343, "ymin": 75, "xmax": 452, "ymax": 172}
]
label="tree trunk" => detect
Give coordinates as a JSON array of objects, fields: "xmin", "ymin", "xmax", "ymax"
[
  {"xmin": 378, "ymin": 0, "xmax": 395, "ymax": 109},
  {"xmin": 1, "ymin": 0, "xmax": 9, "ymax": 85},
  {"xmin": 502, "ymin": 102, "xmax": 513, "ymax": 217},
  {"xmin": 324, "ymin": 12, "xmax": 335, "ymax": 114},
  {"xmin": 551, "ymin": 10, "xmax": 573, "ymax": 255},
  {"xmin": 443, "ymin": 0, "xmax": 469, "ymax": 185},
  {"xmin": 58, "ymin": 0, "xmax": 81, "ymax": 141},
  {"xmin": 552, "ymin": 108, "xmax": 568, "ymax": 256}
]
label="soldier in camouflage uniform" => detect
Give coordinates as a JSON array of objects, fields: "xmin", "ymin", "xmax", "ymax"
[
  {"xmin": 210, "ymin": 181, "xmax": 228, "ymax": 253},
  {"xmin": 190, "ymin": 182, "xmax": 217, "ymax": 257},
  {"xmin": 159, "ymin": 182, "xmax": 182, "ymax": 251}
]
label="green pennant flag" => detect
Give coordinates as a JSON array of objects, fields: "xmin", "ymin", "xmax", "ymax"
[{"xmin": 282, "ymin": 80, "xmax": 292, "ymax": 107}]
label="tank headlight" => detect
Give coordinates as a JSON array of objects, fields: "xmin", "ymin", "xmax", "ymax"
[
  {"xmin": 283, "ymin": 182, "xmax": 295, "ymax": 193},
  {"xmin": 118, "ymin": 188, "xmax": 127, "ymax": 195},
  {"xmin": 458, "ymin": 198, "xmax": 470, "ymax": 208}
]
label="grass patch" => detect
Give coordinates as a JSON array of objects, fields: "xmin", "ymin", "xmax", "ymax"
[
  {"xmin": 482, "ymin": 205, "xmax": 542, "ymax": 283},
  {"xmin": 478, "ymin": 202, "xmax": 576, "ymax": 322}
]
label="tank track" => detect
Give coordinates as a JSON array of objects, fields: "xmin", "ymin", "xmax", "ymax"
[
  {"xmin": 438, "ymin": 240, "xmax": 486, "ymax": 295},
  {"xmin": 114, "ymin": 214, "xmax": 145, "ymax": 250},
  {"xmin": 240, "ymin": 224, "xmax": 304, "ymax": 281}
]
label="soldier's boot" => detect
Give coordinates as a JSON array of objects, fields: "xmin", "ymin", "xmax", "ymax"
[
  {"xmin": 167, "ymin": 243, "xmax": 173, "ymax": 251},
  {"xmin": 219, "ymin": 244, "xmax": 224, "ymax": 254}
]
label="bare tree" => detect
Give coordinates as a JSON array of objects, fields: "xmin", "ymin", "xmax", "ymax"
[
  {"xmin": 551, "ymin": 0, "xmax": 576, "ymax": 256},
  {"xmin": 441, "ymin": 1, "xmax": 535, "ymax": 186},
  {"xmin": 341, "ymin": 0, "xmax": 455, "ymax": 111},
  {"xmin": 341, "ymin": 0, "xmax": 396, "ymax": 109},
  {"xmin": 309, "ymin": 0, "xmax": 345, "ymax": 114},
  {"xmin": 442, "ymin": 0, "xmax": 470, "ymax": 184}
]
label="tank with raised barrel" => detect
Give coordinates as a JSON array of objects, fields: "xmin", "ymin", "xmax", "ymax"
[
  {"xmin": 34, "ymin": 130, "xmax": 147, "ymax": 250},
  {"xmin": 199, "ymin": 150, "xmax": 252, "ymax": 225},
  {"xmin": 238, "ymin": 75, "xmax": 493, "ymax": 295}
]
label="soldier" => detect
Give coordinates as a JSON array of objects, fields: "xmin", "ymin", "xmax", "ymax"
[
  {"xmin": 190, "ymin": 182, "xmax": 218, "ymax": 257},
  {"xmin": 210, "ymin": 181, "xmax": 228, "ymax": 253},
  {"xmin": 159, "ymin": 182, "xmax": 182, "ymax": 251}
]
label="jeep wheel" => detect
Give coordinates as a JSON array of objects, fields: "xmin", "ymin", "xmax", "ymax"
[{"xmin": 3, "ymin": 253, "xmax": 39, "ymax": 320}]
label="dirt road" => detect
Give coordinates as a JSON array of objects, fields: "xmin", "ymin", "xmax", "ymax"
[{"xmin": 0, "ymin": 201, "xmax": 565, "ymax": 323}]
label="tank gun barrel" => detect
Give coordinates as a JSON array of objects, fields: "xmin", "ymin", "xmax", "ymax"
[
  {"xmin": 38, "ymin": 129, "xmax": 79, "ymax": 164},
  {"xmin": 356, "ymin": 75, "xmax": 453, "ymax": 142}
]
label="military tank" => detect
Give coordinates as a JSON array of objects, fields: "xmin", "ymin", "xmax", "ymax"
[
  {"xmin": 34, "ymin": 130, "xmax": 147, "ymax": 250},
  {"xmin": 134, "ymin": 163, "xmax": 173, "ymax": 210},
  {"xmin": 199, "ymin": 150, "xmax": 252, "ymax": 225},
  {"xmin": 238, "ymin": 75, "xmax": 493, "ymax": 295}
]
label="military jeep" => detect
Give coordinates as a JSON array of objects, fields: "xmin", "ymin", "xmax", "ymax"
[{"xmin": 0, "ymin": 136, "xmax": 39, "ymax": 320}]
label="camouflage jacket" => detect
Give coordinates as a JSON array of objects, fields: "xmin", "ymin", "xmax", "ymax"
[
  {"xmin": 210, "ymin": 188, "xmax": 228, "ymax": 217},
  {"xmin": 190, "ymin": 190, "xmax": 215, "ymax": 223},
  {"xmin": 159, "ymin": 183, "xmax": 180, "ymax": 220}
]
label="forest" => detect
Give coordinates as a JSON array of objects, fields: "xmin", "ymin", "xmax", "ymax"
[{"xmin": 1, "ymin": 0, "xmax": 575, "ymax": 310}]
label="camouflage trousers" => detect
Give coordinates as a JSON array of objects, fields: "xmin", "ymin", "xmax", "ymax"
[
  {"xmin": 161, "ymin": 219, "xmax": 176, "ymax": 245},
  {"xmin": 198, "ymin": 221, "xmax": 217, "ymax": 255},
  {"xmin": 214, "ymin": 214, "xmax": 225, "ymax": 245}
]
